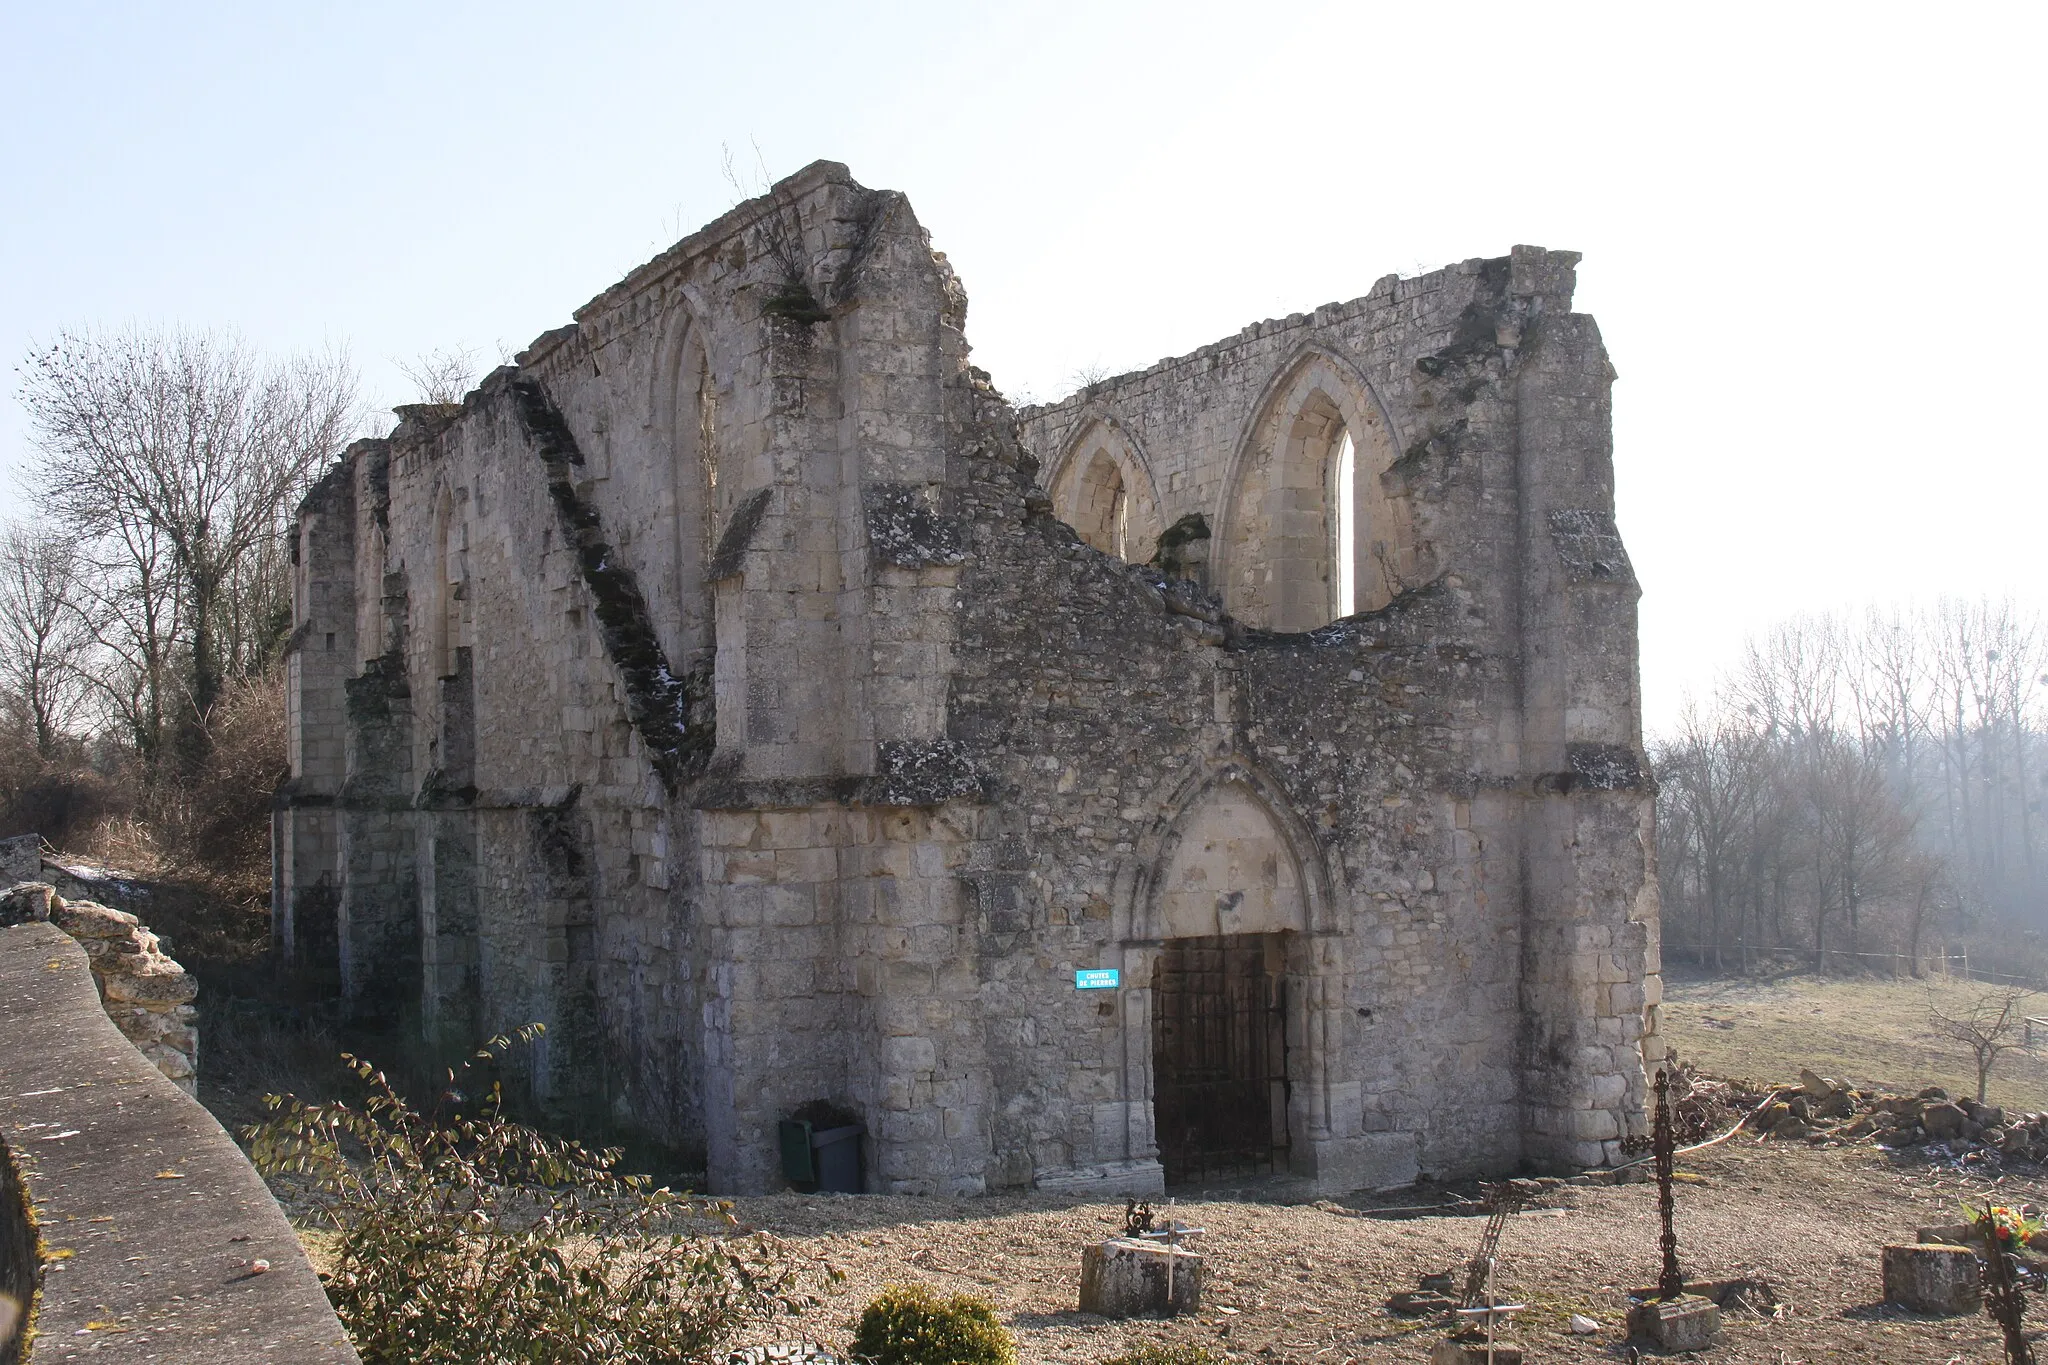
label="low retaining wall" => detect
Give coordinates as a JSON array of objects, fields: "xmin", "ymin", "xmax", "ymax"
[{"xmin": 0, "ymin": 921, "xmax": 356, "ymax": 1363}]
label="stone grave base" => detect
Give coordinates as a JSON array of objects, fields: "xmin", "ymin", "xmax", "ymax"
[
  {"xmin": 1078, "ymin": 1238, "xmax": 1201, "ymax": 1317},
  {"xmin": 1882, "ymin": 1243, "xmax": 1983, "ymax": 1315},
  {"xmin": 1627, "ymin": 1294, "xmax": 1722, "ymax": 1353}
]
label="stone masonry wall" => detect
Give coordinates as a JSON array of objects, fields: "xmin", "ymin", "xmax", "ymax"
[{"xmin": 276, "ymin": 163, "xmax": 1659, "ymax": 1193}]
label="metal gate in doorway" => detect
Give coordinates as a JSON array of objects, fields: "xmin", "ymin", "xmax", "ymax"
[{"xmin": 1151, "ymin": 932, "xmax": 1290, "ymax": 1184}]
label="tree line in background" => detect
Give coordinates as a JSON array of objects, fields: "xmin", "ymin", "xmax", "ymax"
[
  {"xmin": 0, "ymin": 325, "xmax": 362, "ymax": 893},
  {"xmin": 1654, "ymin": 600, "xmax": 2048, "ymax": 980}
]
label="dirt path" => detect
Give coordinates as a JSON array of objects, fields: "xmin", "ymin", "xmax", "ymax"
[{"xmin": 721, "ymin": 1145, "xmax": 2044, "ymax": 1362}]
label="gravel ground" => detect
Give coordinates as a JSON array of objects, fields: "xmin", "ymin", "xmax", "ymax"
[{"xmin": 717, "ymin": 1145, "xmax": 2047, "ymax": 1363}]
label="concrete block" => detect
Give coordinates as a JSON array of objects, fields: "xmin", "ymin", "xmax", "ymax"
[
  {"xmin": 1033, "ymin": 1159, "xmax": 1164, "ymax": 1197},
  {"xmin": 1311, "ymin": 1131, "xmax": 1419, "ymax": 1193}
]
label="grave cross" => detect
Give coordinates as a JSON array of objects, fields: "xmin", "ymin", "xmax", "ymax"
[
  {"xmin": 1654, "ymin": 1066, "xmax": 1684, "ymax": 1301},
  {"xmin": 1132, "ymin": 1196, "xmax": 1206, "ymax": 1315},
  {"xmin": 1461, "ymin": 1182, "xmax": 1526, "ymax": 1308}
]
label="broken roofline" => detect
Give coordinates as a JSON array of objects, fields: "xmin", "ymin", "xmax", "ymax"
[
  {"xmin": 516, "ymin": 159, "xmax": 862, "ymax": 374},
  {"xmin": 1018, "ymin": 250, "xmax": 1580, "ymax": 418},
  {"xmin": 497, "ymin": 156, "xmax": 1574, "ymax": 425}
]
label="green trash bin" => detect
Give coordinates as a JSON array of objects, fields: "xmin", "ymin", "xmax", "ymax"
[
  {"xmin": 778, "ymin": 1119, "xmax": 819, "ymax": 1188},
  {"xmin": 778, "ymin": 1119, "xmax": 864, "ymax": 1193}
]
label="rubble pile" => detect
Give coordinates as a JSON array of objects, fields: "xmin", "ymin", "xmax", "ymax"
[{"xmin": 1741, "ymin": 1067, "xmax": 2048, "ymax": 1161}]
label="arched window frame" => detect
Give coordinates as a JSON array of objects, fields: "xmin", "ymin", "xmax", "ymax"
[
  {"xmin": 1047, "ymin": 417, "xmax": 1164, "ymax": 564},
  {"xmin": 431, "ymin": 485, "xmax": 465, "ymax": 680},
  {"xmin": 1215, "ymin": 350, "xmax": 1407, "ymax": 632},
  {"xmin": 646, "ymin": 304, "xmax": 723, "ymax": 667}
]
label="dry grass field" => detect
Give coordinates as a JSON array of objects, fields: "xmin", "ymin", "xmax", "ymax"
[{"xmin": 1662, "ymin": 967, "xmax": 2048, "ymax": 1111}]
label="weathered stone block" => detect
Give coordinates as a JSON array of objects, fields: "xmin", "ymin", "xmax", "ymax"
[
  {"xmin": 51, "ymin": 899, "xmax": 141, "ymax": 939},
  {"xmin": 1626, "ymin": 1295, "xmax": 1721, "ymax": 1352},
  {"xmin": 0, "ymin": 881, "xmax": 53, "ymax": 926},
  {"xmin": 1882, "ymin": 1243, "xmax": 1982, "ymax": 1315},
  {"xmin": 1078, "ymin": 1238, "xmax": 1200, "ymax": 1317}
]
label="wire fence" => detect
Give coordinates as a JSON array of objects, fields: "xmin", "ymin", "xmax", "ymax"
[{"xmin": 1660, "ymin": 943, "xmax": 2048, "ymax": 993}]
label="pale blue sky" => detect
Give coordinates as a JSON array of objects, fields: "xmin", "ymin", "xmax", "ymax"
[{"xmin": 4, "ymin": 0, "xmax": 2042, "ymax": 731}]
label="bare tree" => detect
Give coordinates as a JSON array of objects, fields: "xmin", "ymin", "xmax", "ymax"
[
  {"xmin": 1898, "ymin": 850, "xmax": 1948, "ymax": 972},
  {"xmin": 1655, "ymin": 598, "xmax": 2046, "ymax": 978},
  {"xmin": 0, "ymin": 524, "xmax": 96, "ymax": 755},
  {"xmin": 1805, "ymin": 728, "xmax": 1915, "ymax": 964},
  {"xmin": 16, "ymin": 325, "xmax": 359, "ymax": 772},
  {"xmin": 1656, "ymin": 704, "xmax": 1763, "ymax": 969},
  {"xmin": 1929, "ymin": 986, "xmax": 2034, "ymax": 1104},
  {"xmin": 72, "ymin": 516, "xmax": 183, "ymax": 766}
]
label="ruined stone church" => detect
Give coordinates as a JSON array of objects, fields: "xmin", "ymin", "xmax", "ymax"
[{"xmin": 274, "ymin": 161, "xmax": 1661, "ymax": 1196}]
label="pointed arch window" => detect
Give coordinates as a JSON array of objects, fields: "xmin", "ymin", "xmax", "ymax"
[
  {"xmin": 695, "ymin": 346, "xmax": 718, "ymax": 549},
  {"xmin": 1220, "ymin": 355, "xmax": 1410, "ymax": 631},
  {"xmin": 432, "ymin": 488, "xmax": 467, "ymax": 679},
  {"xmin": 655, "ymin": 323, "xmax": 722, "ymax": 667},
  {"xmin": 1333, "ymin": 429, "xmax": 1356, "ymax": 619},
  {"xmin": 1048, "ymin": 421, "xmax": 1163, "ymax": 565}
]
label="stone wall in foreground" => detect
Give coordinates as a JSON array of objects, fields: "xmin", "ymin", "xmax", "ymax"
[
  {"xmin": 0, "ymin": 921, "xmax": 354, "ymax": 1364},
  {"xmin": 0, "ymin": 882, "xmax": 199, "ymax": 1095}
]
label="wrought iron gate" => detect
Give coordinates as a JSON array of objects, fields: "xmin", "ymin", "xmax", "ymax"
[{"xmin": 1151, "ymin": 932, "xmax": 1290, "ymax": 1184}]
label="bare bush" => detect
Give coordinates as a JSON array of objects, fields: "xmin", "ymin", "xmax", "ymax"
[
  {"xmin": 162, "ymin": 671, "xmax": 285, "ymax": 894},
  {"xmin": 395, "ymin": 346, "xmax": 479, "ymax": 405},
  {"xmin": 248, "ymin": 1028, "xmax": 827, "ymax": 1364},
  {"xmin": 0, "ymin": 725, "xmax": 130, "ymax": 851}
]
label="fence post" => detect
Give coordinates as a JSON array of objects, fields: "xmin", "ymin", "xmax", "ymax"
[{"xmin": 1963, "ymin": 948, "xmax": 1970, "ymax": 983}]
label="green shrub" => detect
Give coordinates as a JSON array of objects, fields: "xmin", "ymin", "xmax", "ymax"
[
  {"xmin": 1099, "ymin": 1346, "xmax": 1227, "ymax": 1365},
  {"xmin": 850, "ymin": 1283, "xmax": 1017, "ymax": 1365},
  {"xmin": 247, "ymin": 1026, "xmax": 826, "ymax": 1364}
]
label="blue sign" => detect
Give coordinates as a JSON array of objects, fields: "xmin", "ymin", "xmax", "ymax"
[{"xmin": 1075, "ymin": 968, "xmax": 1120, "ymax": 990}]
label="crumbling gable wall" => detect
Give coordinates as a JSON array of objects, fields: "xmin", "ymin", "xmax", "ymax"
[{"xmin": 1009, "ymin": 249, "xmax": 1661, "ymax": 1175}]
